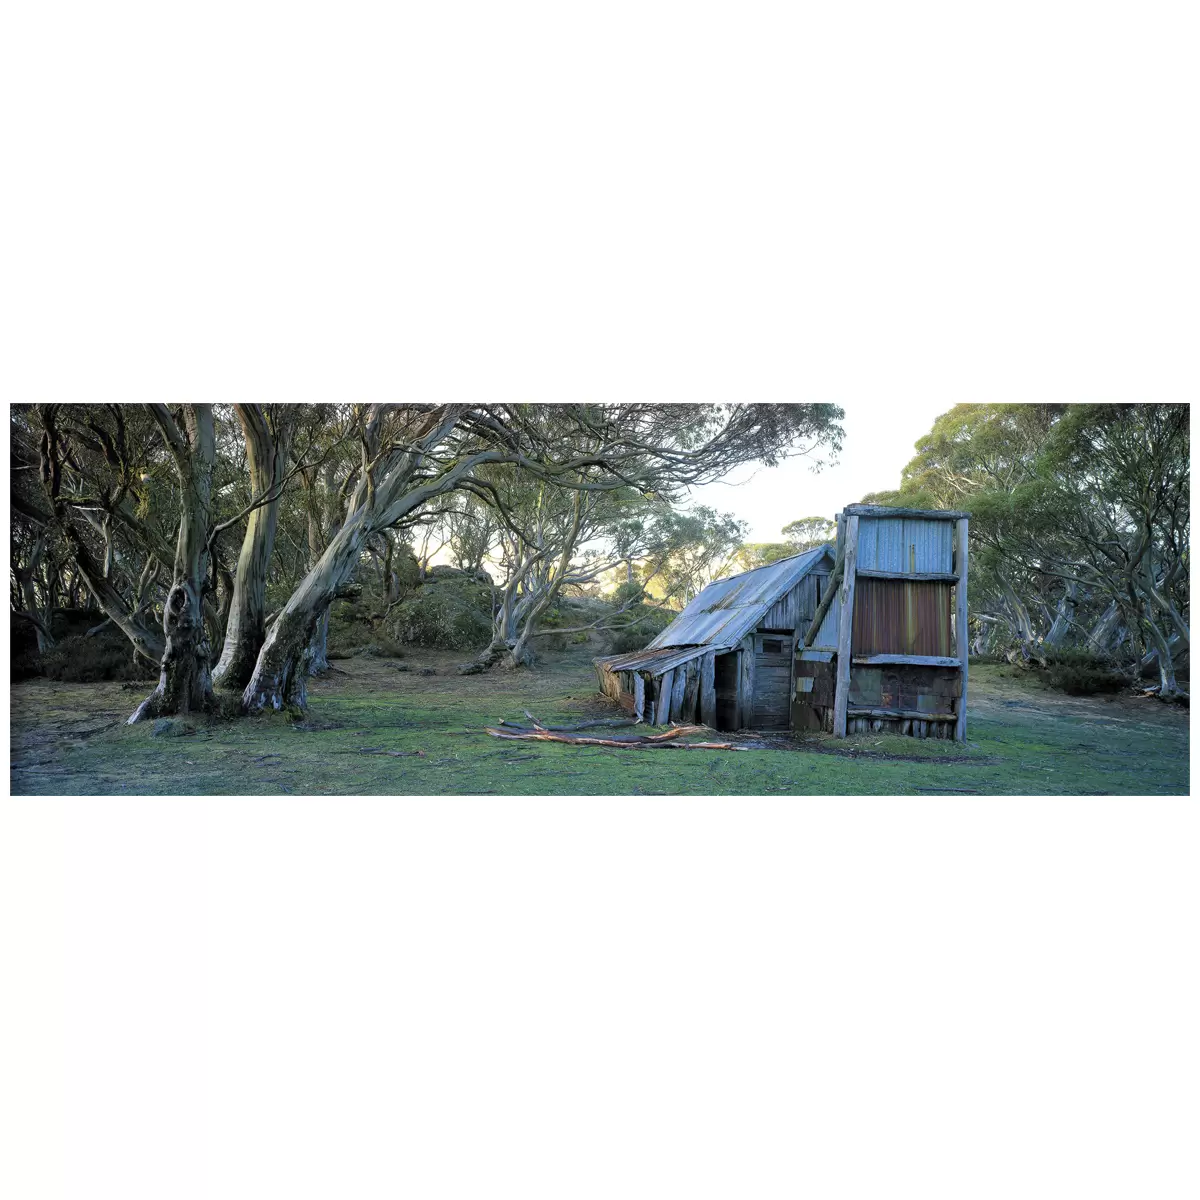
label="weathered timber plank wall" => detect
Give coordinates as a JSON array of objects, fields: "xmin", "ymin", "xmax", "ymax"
[
  {"xmin": 750, "ymin": 633, "xmax": 793, "ymax": 729},
  {"xmin": 670, "ymin": 667, "xmax": 688, "ymax": 722},
  {"xmin": 700, "ymin": 654, "xmax": 717, "ymax": 727}
]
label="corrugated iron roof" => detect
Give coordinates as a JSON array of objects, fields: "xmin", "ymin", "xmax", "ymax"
[
  {"xmin": 647, "ymin": 544, "xmax": 834, "ymax": 651},
  {"xmin": 594, "ymin": 644, "xmax": 713, "ymax": 676}
]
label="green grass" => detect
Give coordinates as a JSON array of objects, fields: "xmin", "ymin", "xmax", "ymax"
[{"xmin": 9, "ymin": 651, "xmax": 1190, "ymax": 796}]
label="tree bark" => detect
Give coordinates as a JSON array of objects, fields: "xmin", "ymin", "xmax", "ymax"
[
  {"xmin": 242, "ymin": 506, "xmax": 374, "ymax": 710},
  {"xmin": 1142, "ymin": 616, "xmax": 1179, "ymax": 697},
  {"xmin": 129, "ymin": 405, "xmax": 218, "ymax": 724},
  {"xmin": 212, "ymin": 405, "xmax": 291, "ymax": 689},
  {"xmin": 1043, "ymin": 582, "xmax": 1076, "ymax": 647},
  {"xmin": 15, "ymin": 533, "xmax": 55, "ymax": 652}
]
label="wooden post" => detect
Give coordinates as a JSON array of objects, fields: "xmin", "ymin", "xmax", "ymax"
[
  {"xmin": 955, "ymin": 517, "xmax": 969, "ymax": 742},
  {"xmin": 803, "ymin": 515, "xmax": 846, "ymax": 647},
  {"xmin": 681, "ymin": 659, "xmax": 700, "ymax": 722},
  {"xmin": 832, "ymin": 515, "xmax": 860, "ymax": 738},
  {"xmin": 633, "ymin": 672, "xmax": 645, "ymax": 722},
  {"xmin": 700, "ymin": 653, "xmax": 716, "ymax": 727},
  {"xmin": 729, "ymin": 652, "xmax": 748, "ymax": 724},
  {"xmin": 657, "ymin": 669, "xmax": 674, "ymax": 725},
  {"xmin": 670, "ymin": 667, "xmax": 687, "ymax": 722}
]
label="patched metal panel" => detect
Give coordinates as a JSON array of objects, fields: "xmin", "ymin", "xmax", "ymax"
[
  {"xmin": 848, "ymin": 664, "xmax": 960, "ymax": 713},
  {"xmin": 852, "ymin": 578, "xmax": 952, "ymax": 656},
  {"xmin": 856, "ymin": 517, "xmax": 953, "ymax": 574}
]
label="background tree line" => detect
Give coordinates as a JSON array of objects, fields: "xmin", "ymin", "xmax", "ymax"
[
  {"xmin": 11, "ymin": 402, "xmax": 1186, "ymax": 716},
  {"xmin": 862, "ymin": 404, "xmax": 1189, "ymax": 698},
  {"xmin": 10, "ymin": 403, "xmax": 844, "ymax": 722}
]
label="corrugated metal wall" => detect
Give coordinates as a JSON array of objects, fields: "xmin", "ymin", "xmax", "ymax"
[
  {"xmin": 852, "ymin": 578, "xmax": 952, "ymax": 655},
  {"xmin": 856, "ymin": 517, "xmax": 953, "ymax": 574}
]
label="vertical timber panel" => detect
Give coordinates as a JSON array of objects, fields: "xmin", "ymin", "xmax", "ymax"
[
  {"xmin": 670, "ymin": 667, "xmax": 688, "ymax": 723},
  {"xmin": 743, "ymin": 639, "xmax": 756, "ymax": 728},
  {"xmin": 657, "ymin": 670, "xmax": 674, "ymax": 726},
  {"xmin": 700, "ymin": 653, "xmax": 716, "ymax": 727},
  {"xmin": 833, "ymin": 515, "xmax": 860, "ymax": 738},
  {"xmin": 681, "ymin": 659, "xmax": 700, "ymax": 723},
  {"xmin": 633, "ymin": 672, "xmax": 645, "ymax": 721},
  {"xmin": 956, "ymin": 517, "xmax": 969, "ymax": 742}
]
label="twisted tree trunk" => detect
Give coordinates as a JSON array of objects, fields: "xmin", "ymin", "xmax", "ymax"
[
  {"xmin": 212, "ymin": 405, "xmax": 291, "ymax": 689},
  {"xmin": 128, "ymin": 405, "xmax": 217, "ymax": 724},
  {"xmin": 242, "ymin": 506, "xmax": 374, "ymax": 710}
]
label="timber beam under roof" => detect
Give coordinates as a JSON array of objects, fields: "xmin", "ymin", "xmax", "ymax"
[{"xmin": 836, "ymin": 504, "xmax": 971, "ymax": 521}]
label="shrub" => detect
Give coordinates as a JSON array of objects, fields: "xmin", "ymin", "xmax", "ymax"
[
  {"xmin": 10, "ymin": 615, "xmax": 42, "ymax": 682},
  {"xmin": 607, "ymin": 629, "xmax": 651, "ymax": 655},
  {"xmin": 1039, "ymin": 648, "xmax": 1126, "ymax": 696},
  {"xmin": 388, "ymin": 574, "xmax": 494, "ymax": 650},
  {"xmin": 608, "ymin": 581, "xmax": 646, "ymax": 607},
  {"xmin": 38, "ymin": 632, "xmax": 157, "ymax": 683},
  {"xmin": 1013, "ymin": 647, "xmax": 1127, "ymax": 696},
  {"xmin": 603, "ymin": 603, "xmax": 673, "ymax": 656}
]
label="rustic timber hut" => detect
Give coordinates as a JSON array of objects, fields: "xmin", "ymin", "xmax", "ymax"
[
  {"xmin": 593, "ymin": 545, "xmax": 836, "ymax": 730},
  {"xmin": 792, "ymin": 504, "xmax": 969, "ymax": 741}
]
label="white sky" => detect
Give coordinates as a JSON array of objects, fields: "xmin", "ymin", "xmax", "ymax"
[{"xmin": 689, "ymin": 398, "xmax": 949, "ymax": 543}]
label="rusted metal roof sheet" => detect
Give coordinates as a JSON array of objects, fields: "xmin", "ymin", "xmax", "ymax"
[
  {"xmin": 856, "ymin": 517, "xmax": 953, "ymax": 574},
  {"xmin": 648, "ymin": 545, "xmax": 835, "ymax": 650},
  {"xmin": 593, "ymin": 644, "xmax": 712, "ymax": 676}
]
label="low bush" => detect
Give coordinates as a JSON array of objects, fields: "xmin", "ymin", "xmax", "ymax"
[
  {"xmin": 1003, "ymin": 647, "xmax": 1127, "ymax": 696},
  {"xmin": 387, "ymin": 574, "xmax": 494, "ymax": 650},
  {"xmin": 1038, "ymin": 648, "xmax": 1126, "ymax": 696},
  {"xmin": 10, "ymin": 615, "xmax": 42, "ymax": 682},
  {"xmin": 603, "ymin": 603, "xmax": 673, "ymax": 655},
  {"xmin": 38, "ymin": 632, "xmax": 157, "ymax": 683}
]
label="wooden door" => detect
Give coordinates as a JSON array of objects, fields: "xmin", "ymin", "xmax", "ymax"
[{"xmin": 750, "ymin": 632, "xmax": 793, "ymax": 728}]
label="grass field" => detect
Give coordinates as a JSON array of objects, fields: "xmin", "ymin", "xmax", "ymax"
[{"xmin": 9, "ymin": 644, "xmax": 1190, "ymax": 795}]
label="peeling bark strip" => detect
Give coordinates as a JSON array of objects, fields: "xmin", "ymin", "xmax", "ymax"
[{"xmin": 483, "ymin": 724, "xmax": 745, "ymax": 750}]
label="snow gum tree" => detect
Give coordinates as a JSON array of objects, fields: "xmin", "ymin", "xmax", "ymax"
[
  {"xmin": 211, "ymin": 404, "xmax": 296, "ymax": 689},
  {"xmin": 128, "ymin": 404, "xmax": 218, "ymax": 722}
]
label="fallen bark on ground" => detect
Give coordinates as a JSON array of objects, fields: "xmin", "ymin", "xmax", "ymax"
[
  {"xmin": 483, "ymin": 723, "xmax": 745, "ymax": 750},
  {"xmin": 497, "ymin": 715, "xmax": 641, "ymax": 733}
]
